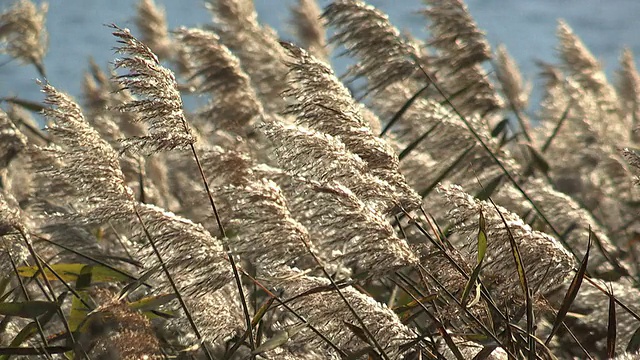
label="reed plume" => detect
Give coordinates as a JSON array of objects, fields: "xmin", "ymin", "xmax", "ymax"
[
  {"xmin": 111, "ymin": 25, "xmax": 195, "ymax": 153},
  {"xmin": 281, "ymin": 42, "xmax": 421, "ymax": 211},
  {"xmin": 0, "ymin": 0, "xmax": 48, "ymax": 76},
  {"xmin": 291, "ymin": 0, "xmax": 328, "ymax": 61},
  {"xmin": 323, "ymin": 0, "xmax": 422, "ymax": 95},
  {"xmin": 175, "ymin": 27, "xmax": 263, "ymax": 135},
  {"xmin": 135, "ymin": 0, "xmax": 172, "ymax": 60}
]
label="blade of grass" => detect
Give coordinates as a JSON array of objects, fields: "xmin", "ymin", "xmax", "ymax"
[
  {"xmin": 398, "ymin": 122, "xmax": 441, "ymax": 160},
  {"xmin": 460, "ymin": 210, "xmax": 487, "ymax": 307},
  {"xmin": 393, "ymin": 280, "xmax": 465, "ymax": 360},
  {"xmin": 544, "ymin": 229, "xmax": 591, "ymax": 345},
  {"xmin": 486, "ymin": 198, "xmax": 535, "ymax": 359},
  {"xmin": 418, "ymin": 144, "xmax": 476, "ymax": 199},
  {"xmin": 607, "ymin": 288, "xmax": 617, "ymax": 359},
  {"xmin": 380, "ymin": 82, "xmax": 431, "ymax": 136},
  {"xmin": 626, "ymin": 326, "xmax": 640, "ymax": 353}
]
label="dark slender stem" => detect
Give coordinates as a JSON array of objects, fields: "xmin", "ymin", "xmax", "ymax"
[
  {"xmin": 298, "ymin": 235, "xmax": 392, "ymax": 360},
  {"xmin": 132, "ymin": 205, "xmax": 216, "ymax": 360},
  {"xmin": 410, "ymin": 60, "xmax": 580, "ymax": 262},
  {"xmin": 6, "ymin": 249, "xmax": 49, "ymax": 349},
  {"xmin": 187, "ymin": 142, "xmax": 255, "ymax": 354},
  {"xmin": 17, "ymin": 228, "xmax": 80, "ymax": 358}
]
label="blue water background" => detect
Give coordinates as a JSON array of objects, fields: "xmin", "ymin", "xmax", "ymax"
[{"xmin": 1, "ymin": 0, "xmax": 639, "ymax": 115}]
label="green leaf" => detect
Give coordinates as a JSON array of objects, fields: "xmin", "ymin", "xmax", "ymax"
[
  {"xmin": 129, "ymin": 293, "xmax": 176, "ymax": 312},
  {"xmin": 1, "ymin": 97, "xmax": 46, "ymax": 112},
  {"xmin": 491, "ymin": 118, "xmax": 510, "ymax": 138},
  {"xmin": 545, "ymin": 229, "xmax": 591, "ymax": 345},
  {"xmin": 251, "ymin": 323, "xmax": 306, "ymax": 356},
  {"xmin": 461, "ymin": 210, "xmax": 487, "ymax": 307},
  {"xmin": 17, "ymin": 263, "xmax": 131, "ymax": 284},
  {"xmin": 0, "ymin": 301, "xmax": 57, "ymax": 318},
  {"xmin": 626, "ymin": 326, "xmax": 640, "ymax": 353},
  {"xmin": 68, "ymin": 291, "xmax": 92, "ymax": 332},
  {"xmin": 0, "ymin": 294, "xmax": 64, "ymax": 360},
  {"xmin": 477, "ymin": 210, "xmax": 487, "ymax": 263}
]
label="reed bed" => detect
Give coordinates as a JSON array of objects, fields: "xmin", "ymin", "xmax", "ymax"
[{"xmin": 0, "ymin": 0, "xmax": 639, "ymax": 359}]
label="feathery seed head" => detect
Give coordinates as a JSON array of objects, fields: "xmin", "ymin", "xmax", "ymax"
[
  {"xmin": 0, "ymin": 0, "xmax": 48, "ymax": 75},
  {"xmin": 110, "ymin": 25, "xmax": 195, "ymax": 153},
  {"xmin": 323, "ymin": 0, "xmax": 421, "ymax": 94},
  {"xmin": 175, "ymin": 27, "xmax": 263, "ymax": 134}
]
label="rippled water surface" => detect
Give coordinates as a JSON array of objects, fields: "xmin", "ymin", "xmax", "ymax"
[{"xmin": 1, "ymin": 0, "xmax": 639, "ymax": 111}]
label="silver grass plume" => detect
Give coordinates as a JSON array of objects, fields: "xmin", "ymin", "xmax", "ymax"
[
  {"xmin": 0, "ymin": 193, "xmax": 29, "ymax": 275},
  {"xmin": 134, "ymin": 203, "xmax": 232, "ymax": 297},
  {"xmin": 422, "ymin": 0, "xmax": 503, "ymax": 116},
  {"xmin": 441, "ymin": 184, "xmax": 574, "ymax": 303},
  {"xmin": 495, "ymin": 44, "xmax": 530, "ymax": 113},
  {"xmin": 34, "ymin": 84, "xmax": 236, "ymax": 343},
  {"xmin": 221, "ymin": 178, "xmax": 312, "ymax": 273},
  {"xmin": 284, "ymin": 178, "xmax": 418, "ymax": 274},
  {"xmin": 34, "ymin": 82, "xmax": 134, "ymax": 224},
  {"xmin": 556, "ymin": 20, "xmax": 625, "ymax": 141},
  {"xmin": 202, "ymin": 146, "xmax": 312, "ymax": 274},
  {"xmin": 82, "ymin": 60, "xmax": 179, "ymax": 210},
  {"xmin": 134, "ymin": 203, "xmax": 239, "ymax": 342},
  {"xmin": 135, "ymin": 0, "xmax": 172, "ymax": 60},
  {"xmin": 494, "ymin": 179, "xmax": 619, "ymax": 275},
  {"xmin": 206, "ymin": 0, "xmax": 290, "ymax": 112},
  {"xmin": 0, "ymin": 108, "xmax": 27, "ymax": 168},
  {"xmin": 623, "ymin": 148, "xmax": 640, "ymax": 185},
  {"xmin": 256, "ymin": 164, "xmax": 417, "ymax": 273},
  {"xmin": 281, "ymin": 42, "xmax": 421, "ymax": 211},
  {"xmin": 291, "ymin": 0, "xmax": 328, "ymax": 61},
  {"xmin": 0, "ymin": 0, "xmax": 48, "ymax": 76},
  {"xmin": 616, "ymin": 48, "xmax": 640, "ymax": 135},
  {"xmin": 550, "ymin": 280, "xmax": 640, "ymax": 356},
  {"xmin": 614, "ymin": 354, "xmax": 640, "ymax": 360},
  {"xmin": 82, "ymin": 58, "xmax": 146, "ymax": 140},
  {"xmin": 260, "ymin": 121, "xmax": 399, "ymax": 212},
  {"xmin": 174, "ymin": 27, "xmax": 263, "ymax": 135},
  {"xmin": 323, "ymin": 0, "xmax": 422, "ymax": 94},
  {"xmin": 111, "ymin": 25, "xmax": 195, "ymax": 153},
  {"xmin": 276, "ymin": 269, "xmax": 419, "ymax": 358},
  {"xmin": 79, "ymin": 296, "xmax": 162, "ymax": 359},
  {"xmin": 556, "ymin": 20, "xmax": 617, "ymax": 99},
  {"xmin": 423, "ymin": 0, "xmax": 490, "ymax": 70},
  {"xmin": 534, "ymin": 75, "xmax": 640, "ymax": 231}
]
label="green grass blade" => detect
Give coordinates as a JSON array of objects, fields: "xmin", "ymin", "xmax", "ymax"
[
  {"xmin": 626, "ymin": 326, "xmax": 640, "ymax": 353},
  {"xmin": 545, "ymin": 229, "xmax": 591, "ymax": 345}
]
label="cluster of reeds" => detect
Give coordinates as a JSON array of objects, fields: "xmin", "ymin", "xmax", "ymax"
[{"xmin": 0, "ymin": 0, "xmax": 639, "ymax": 358}]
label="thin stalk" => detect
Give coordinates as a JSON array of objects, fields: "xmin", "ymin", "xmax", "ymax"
[
  {"xmin": 6, "ymin": 249, "xmax": 49, "ymax": 349},
  {"xmin": 187, "ymin": 141, "xmax": 255, "ymax": 354},
  {"xmin": 16, "ymin": 228, "xmax": 78, "ymax": 355},
  {"xmin": 132, "ymin": 205, "xmax": 216, "ymax": 360},
  {"xmin": 410, "ymin": 60, "xmax": 580, "ymax": 262},
  {"xmin": 380, "ymin": 82, "xmax": 432, "ymax": 136},
  {"xmin": 33, "ymin": 235, "xmax": 144, "ymax": 284},
  {"xmin": 240, "ymin": 270, "xmax": 348, "ymax": 358},
  {"xmin": 298, "ymin": 235, "xmax": 392, "ymax": 360}
]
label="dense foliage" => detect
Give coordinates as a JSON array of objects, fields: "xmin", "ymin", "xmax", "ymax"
[{"xmin": 0, "ymin": 0, "xmax": 640, "ymax": 359}]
